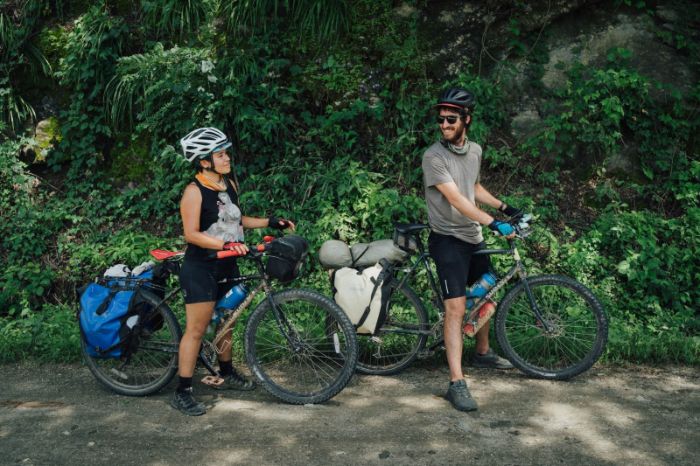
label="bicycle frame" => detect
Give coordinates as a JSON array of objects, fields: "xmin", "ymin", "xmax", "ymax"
[
  {"xmin": 392, "ymin": 229, "xmax": 552, "ymax": 352},
  {"xmin": 144, "ymin": 250, "xmax": 305, "ymax": 377}
]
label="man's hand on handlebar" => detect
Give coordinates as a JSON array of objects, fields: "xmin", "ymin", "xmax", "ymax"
[
  {"xmin": 499, "ymin": 202, "xmax": 522, "ymax": 218},
  {"xmin": 488, "ymin": 220, "xmax": 516, "ymax": 239}
]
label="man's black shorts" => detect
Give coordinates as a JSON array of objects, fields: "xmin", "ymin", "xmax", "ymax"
[
  {"xmin": 179, "ymin": 257, "xmax": 239, "ymax": 304},
  {"xmin": 428, "ymin": 231, "xmax": 491, "ymax": 299}
]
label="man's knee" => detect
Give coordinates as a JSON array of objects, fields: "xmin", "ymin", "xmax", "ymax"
[{"xmin": 444, "ymin": 297, "xmax": 466, "ymax": 319}]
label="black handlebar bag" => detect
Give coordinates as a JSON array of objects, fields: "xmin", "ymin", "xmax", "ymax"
[{"xmin": 265, "ymin": 235, "xmax": 309, "ymax": 283}]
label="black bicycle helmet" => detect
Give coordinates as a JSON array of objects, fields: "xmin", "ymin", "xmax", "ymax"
[{"xmin": 435, "ymin": 88, "xmax": 476, "ymax": 115}]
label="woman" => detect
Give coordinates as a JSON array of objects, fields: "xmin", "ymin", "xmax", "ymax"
[{"xmin": 173, "ymin": 127, "xmax": 294, "ymax": 416}]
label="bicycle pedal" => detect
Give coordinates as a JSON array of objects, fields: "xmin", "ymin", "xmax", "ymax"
[{"xmin": 201, "ymin": 375, "xmax": 225, "ymax": 387}]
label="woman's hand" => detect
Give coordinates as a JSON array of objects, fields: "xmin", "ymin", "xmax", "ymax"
[
  {"xmin": 222, "ymin": 242, "xmax": 249, "ymax": 255},
  {"xmin": 268, "ymin": 216, "xmax": 296, "ymax": 232}
]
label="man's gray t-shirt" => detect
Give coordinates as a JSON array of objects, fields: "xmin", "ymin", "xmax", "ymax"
[{"xmin": 422, "ymin": 140, "xmax": 483, "ymax": 244}]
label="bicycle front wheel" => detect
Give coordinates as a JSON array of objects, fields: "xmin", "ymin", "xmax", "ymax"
[
  {"xmin": 495, "ymin": 275, "xmax": 608, "ymax": 380},
  {"xmin": 81, "ymin": 290, "xmax": 182, "ymax": 396},
  {"xmin": 356, "ymin": 284, "xmax": 429, "ymax": 376},
  {"xmin": 245, "ymin": 289, "xmax": 358, "ymax": 404}
]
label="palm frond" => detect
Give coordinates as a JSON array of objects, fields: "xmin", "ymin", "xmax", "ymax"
[
  {"xmin": 1, "ymin": 87, "xmax": 36, "ymax": 133},
  {"xmin": 142, "ymin": 0, "xmax": 209, "ymax": 42},
  {"xmin": 220, "ymin": 0, "xmax": 350, "ymax": 42}
]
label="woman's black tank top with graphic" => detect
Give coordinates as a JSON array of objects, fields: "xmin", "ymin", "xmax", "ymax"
[{"xmin": 184, "ymin": 178, "xmax": 245, "ymax": 261}]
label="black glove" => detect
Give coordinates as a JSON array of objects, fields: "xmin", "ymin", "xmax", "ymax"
[
  {"xmin": 499, "ymin": 203, "xmax": 522, "ymax": 218},
  {"xmin": 268, "ymin": 215, "xmax": 290, "ymax": 230},
  {"xmin": 488, "ymin": 220, "xmax": 515, "ymax": 236}
]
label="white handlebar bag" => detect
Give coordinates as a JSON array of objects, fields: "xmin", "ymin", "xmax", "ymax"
[{"xmin": 333, "ymin": 259, "xmax": 393, "ymax": 335}]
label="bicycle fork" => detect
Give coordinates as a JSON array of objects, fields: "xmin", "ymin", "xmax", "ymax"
[{"xmin": 512, "ymin": 248, "xmax": 553, "ymax": 333}]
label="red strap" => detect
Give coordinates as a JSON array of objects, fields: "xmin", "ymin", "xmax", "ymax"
[{"xmin": 150, "ymin": 249, "xmax": 183, "ymax": 260}]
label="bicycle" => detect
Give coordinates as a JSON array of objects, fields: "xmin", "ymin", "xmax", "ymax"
[
  {"xmin": 356, "ymin": 217, "xmax": 608, "ymax": 380},
  {"xmin": 80, "ymin": 236, "xmax": 358, "ymax": 405}
]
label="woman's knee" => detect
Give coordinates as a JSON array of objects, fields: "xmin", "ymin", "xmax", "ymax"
[{"xmin": 184, "ymin": 324, "xmax": 208, "ymax": 341}]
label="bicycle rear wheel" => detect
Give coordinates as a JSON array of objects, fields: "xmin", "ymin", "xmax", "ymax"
[
  {"xmin": 356, "ymin": 284, "xmax": 429, "ymax": 376},
  {"xmin": 245, "ymin": 289, "xmax": 357, "ymax": 404},
  {"xmin": 81, "ymin": 290, "xmax": 182, "ymax": 396},
  {"xmin": 495, "ymin": 274, "xmax": 608, "ymax": 380}
]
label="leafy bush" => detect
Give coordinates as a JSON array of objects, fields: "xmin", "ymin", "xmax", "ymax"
[
  {"xmin": 0, "ymin": 1, "xmax": 51, "ymax": 134},
  {"xmin": 0, "ymin": 2, "xmax": 697, "ymax": 365}
]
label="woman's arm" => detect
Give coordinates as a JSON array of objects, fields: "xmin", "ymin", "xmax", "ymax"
[
  {"xmin": 241, "ymin": 216, "xmax": 269, "ymax": 229},
  {"xmin": 242, "ymin": 216, "xmax": 296, "ymax": 231}
]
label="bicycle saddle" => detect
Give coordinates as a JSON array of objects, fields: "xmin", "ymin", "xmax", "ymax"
[{"xmin": 395, "ymin": 223, "xmax": 430, "ymax": 235}]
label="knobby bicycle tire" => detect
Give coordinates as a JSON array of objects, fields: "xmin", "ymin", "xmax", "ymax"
[
  {"xmin": 495, "ymin": 274, "xmax": 608, "ymax": 380},
  {"xmin": 356, "ymin": 283, "xmax": 429, "ymax": 376},
  {"xmin": 244, "ymin": 289, "xmax": 358, "ymax": 404},
  {"xmin": 81, "ymin": 290, "xmax": 182, "ymax": 396}
]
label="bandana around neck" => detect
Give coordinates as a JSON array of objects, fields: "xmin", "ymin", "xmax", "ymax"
[
  {"xmin": 196, "ymin": 173, "xmax": 227, "ymax": 191},
  {"xmin": 444, "ymin": 136, "xmax": 470, "ymax": 155}
]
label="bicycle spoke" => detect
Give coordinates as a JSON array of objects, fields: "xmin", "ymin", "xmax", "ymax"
[
  {"xmin": 498, "ymin": 276, "xmax": 607, "ymax": 379},
  {"xmin": 247, "ymin": 290, "xmax": 357, "ymax": 402}
]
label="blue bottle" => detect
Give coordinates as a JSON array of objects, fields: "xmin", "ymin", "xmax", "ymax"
[
  {"xmin": 215, "ymin": 284, "xmax": 248, "ymax": 313},
  {"xmin": 209, "ymin": 284, "xmax": 248, "ymax": 329},
  {"xmin": 466, "ymin": 272, "xmax": 497, "ymax": 310}
]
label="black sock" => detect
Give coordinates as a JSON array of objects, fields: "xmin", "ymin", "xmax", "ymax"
[
  {"xmin": 219, "ymin": 360, "xmax": 233, "ymax": 376},
  {"xmin": 176, "ymin": 376, "xmax": 193, "ymax": 393}
]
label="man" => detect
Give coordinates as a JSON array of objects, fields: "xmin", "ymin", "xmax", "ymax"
[{"xmin": 422, "ymin": 88, "xmax": 522, "ymax": 412}]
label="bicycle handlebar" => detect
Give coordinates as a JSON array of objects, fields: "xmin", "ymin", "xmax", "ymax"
[{"xmin": 215, "ymin": 235, "xmax": 276, "ymax": 259}]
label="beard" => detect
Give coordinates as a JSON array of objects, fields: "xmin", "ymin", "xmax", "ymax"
[{"xmin": 443, "ymin": 125, "xmax": 467, "ymax": 145}]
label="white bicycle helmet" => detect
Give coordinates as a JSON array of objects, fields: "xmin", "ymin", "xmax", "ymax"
[{"xmin": 179, "ymin": 127, "xmax": 232, "ymax": 162}]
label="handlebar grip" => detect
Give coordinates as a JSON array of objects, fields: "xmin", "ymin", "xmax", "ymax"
[{"xmin": 217, "ymin": 249, "xmax": 245, "ymax": 259}]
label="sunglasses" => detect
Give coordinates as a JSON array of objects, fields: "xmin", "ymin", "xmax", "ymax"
[{"xmin": 436, "ymin": 115, "xmax": 460, "ymax": 125}]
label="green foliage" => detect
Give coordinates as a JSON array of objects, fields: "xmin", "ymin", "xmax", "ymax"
[
  {"xmin": 220, "ymin": 0, "xmax": 351, "ymax": 43},
  {"xmin": 0, "ymin": 2, "xmax": 697, "ymax": 365},
  {"xmin": 0, "ymin": 304, "xmax": 81, "ymax": 363},
  {"xmin": 0, "ymin": 1, "xmax": 51, "ymax": 134},
  {"xmin": 52, "ymin": 4, "xmax": 128, "ymax": 174},
  {"xmin": 106, "ymin": 43, "xmax": 216, "ymax": 133},
  {"xmin": 530, "ymin": 65, "xmax": 648, "ymax": 161},
  {"xmin": 141, "ymin": 0, "xmax": 210, "ymax": 43}
]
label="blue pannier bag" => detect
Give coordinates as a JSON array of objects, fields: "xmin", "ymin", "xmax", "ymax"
[{"xmin": 79, "ymin": 270, "xmax": 156, "ymax": 359}]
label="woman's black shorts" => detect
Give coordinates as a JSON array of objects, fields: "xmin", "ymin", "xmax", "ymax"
[
  {"xmin": 179, "ymin": 257, "xmax": 240, "ymax": 304},
  {"xmin": 428, "ymin": 231, "xmax": 492, "ymax": 300}
]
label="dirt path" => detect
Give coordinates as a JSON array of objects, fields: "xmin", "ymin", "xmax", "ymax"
[{"xmin": 1, "ymin": 362, "xmax": 698, "ymax": 465}]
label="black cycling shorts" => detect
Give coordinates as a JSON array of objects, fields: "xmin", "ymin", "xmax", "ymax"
[
  {"xmin": 179, "ymin": 257, "xmax": 240, "ymax": 304},
  {"xmin": 428, "ymin": 232, "xmax": 492, "ymax": 300}
]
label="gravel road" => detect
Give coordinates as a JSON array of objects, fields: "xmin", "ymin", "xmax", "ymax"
[{"xmin": 1, "ymin": 362, "xmax": 698, "ymax": 465}]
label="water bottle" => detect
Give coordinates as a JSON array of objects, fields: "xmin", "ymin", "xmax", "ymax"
[
  {"xmin": 466, "ymin": 272, "xmax": 497, "ymax": 309},
  {"xmin": 463, "ymin": 272, "xmax": 497, "ymax": 337},
  {"xmin": 216, "ymin": 283, "xmax": 248, "ymax": 312},
  {"xmin": 208, "ymin": 284, "xmax": 248, "ymax": 333}
]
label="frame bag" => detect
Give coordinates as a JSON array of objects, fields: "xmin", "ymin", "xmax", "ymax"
[{"xmin": 333, "ymin": 259, "xmax": 393, "ymax": 335}]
